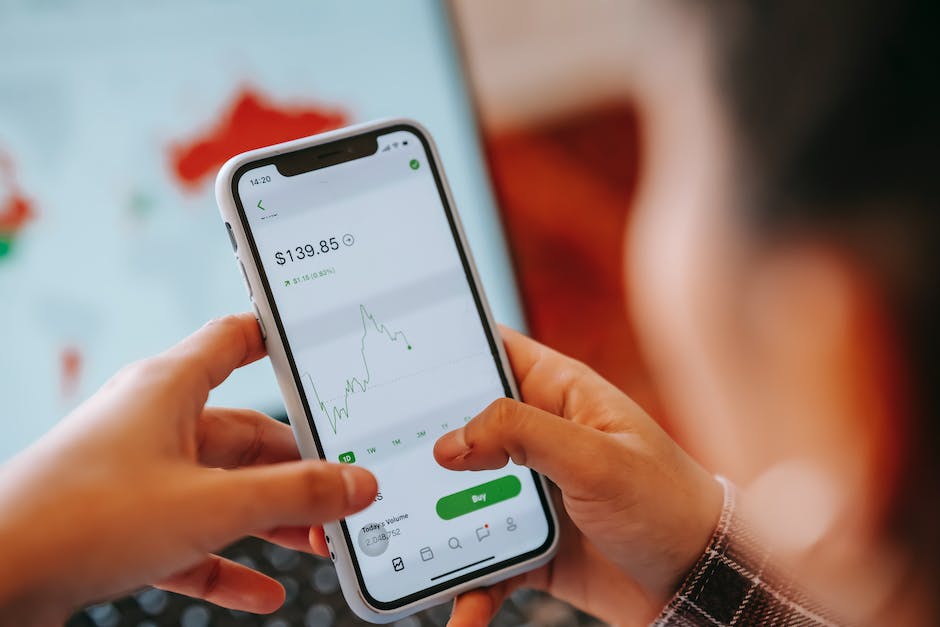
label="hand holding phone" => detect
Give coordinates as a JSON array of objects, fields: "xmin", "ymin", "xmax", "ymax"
[
  {"xmin": 0, "ymin": 314, "xmax": 377, "ymax": 623},
  {"xmin": 438, "ymin": 327, "xmax": 724, "ymax": 626},
  {"xmin": 215, "ymin": 121, "xmax": 558, "ymax": 622}
]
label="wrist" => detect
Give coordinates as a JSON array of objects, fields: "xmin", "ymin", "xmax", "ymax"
[
  {"xmin": 0, "ymin": 473, "xmax": 72, "ymax": 626},
  {"xmin": 0, "ymin": 583, "xmax": 67, "ymax": 627},
  {"xmin": 663, "ymin": 465, "xmax": 725, "ymax": 597},
  {"xmin": 0, "ymin": 525, "xmax": 69, "ymax": 626}
]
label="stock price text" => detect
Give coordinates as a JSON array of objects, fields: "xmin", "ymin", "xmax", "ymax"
[{"xmin": 274, "ymin": 234, "xmax": 355, "ymax": 266}]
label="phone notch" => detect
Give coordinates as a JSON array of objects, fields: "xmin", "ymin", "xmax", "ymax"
[{"xmin": 275, "ymin": 134, "xmax": 378, "ymax": 177}]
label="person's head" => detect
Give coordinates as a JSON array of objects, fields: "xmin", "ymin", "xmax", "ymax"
[{"xmin": 622, "ymin": 0, "xmax": 939, "ymax": 621}]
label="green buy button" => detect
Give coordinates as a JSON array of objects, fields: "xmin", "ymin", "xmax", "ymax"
[{"xmin": 435, "ymin": 475, "xmax": 522, "ymax": 520}]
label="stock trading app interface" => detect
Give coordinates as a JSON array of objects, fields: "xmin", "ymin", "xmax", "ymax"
[{"xmin": 237, "ymin": 130, "xmax": 550, "ymax": 605}]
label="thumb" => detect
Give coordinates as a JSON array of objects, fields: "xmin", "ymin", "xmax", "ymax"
[
  {"xmin": 193, "ymin": 460, "xmax": 377, "ymax": 540},
  {"xmin": 434, "ymin": 398, "xmax": 620, "ymax": 501}
]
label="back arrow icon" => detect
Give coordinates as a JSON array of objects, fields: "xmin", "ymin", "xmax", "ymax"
[{"xmin": 257, "ymin": 200, "xmax": 266, "ymax": 211}]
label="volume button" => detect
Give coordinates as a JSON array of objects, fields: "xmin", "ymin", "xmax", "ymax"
[
  {"xmin": 238, "ymin": 261, "xmax": 252, "ymax": 298},
  {"xmin": 225, "ymin": 222, "xmax": 237, "ymax": 252}
]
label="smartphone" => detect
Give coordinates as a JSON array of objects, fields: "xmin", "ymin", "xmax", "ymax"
[{"xmin": 215, "ymin": 120, "xmax": 558, "ymax": 623}]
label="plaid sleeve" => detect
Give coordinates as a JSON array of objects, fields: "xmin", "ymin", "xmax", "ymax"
[{"xmin": 651, "ymin": 477, "xmax": 841, "ymax": 627}]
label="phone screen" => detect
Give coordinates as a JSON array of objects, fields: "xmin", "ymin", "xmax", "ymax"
[{"xmin": 231, "ymin": 125, "xmax": 554, "ymax": 608}]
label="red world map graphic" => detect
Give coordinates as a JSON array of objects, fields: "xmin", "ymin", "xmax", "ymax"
[{"xmin": 169, "ymin": 87, "xmax": 348, "ymax": 191}]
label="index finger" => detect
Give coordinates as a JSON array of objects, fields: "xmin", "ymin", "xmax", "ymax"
[
  {"xmin": 498, "ymin": 325, "xmax": 631, "ymax": 423},
  {"xmin": 163, "ymin": 313, "xmax": 267, "ymax": 394}
]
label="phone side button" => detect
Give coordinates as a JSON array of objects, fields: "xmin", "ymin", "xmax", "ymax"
[
  {"xmin": 225, "ymin": 222, "xmax": 237, "ymax": 252},
  {"xmin": 252, "ymin": 303, "xmax": 267, "ymax": 340}
]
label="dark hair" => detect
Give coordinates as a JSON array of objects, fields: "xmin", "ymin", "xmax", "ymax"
[{"xmin": 692, "ymin": 0, "xmax": 940, "ymax": 571}]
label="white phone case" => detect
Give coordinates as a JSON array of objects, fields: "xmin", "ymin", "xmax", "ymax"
[{"xmin": 215, "ymin": 118, "xmax": 559, "ymax": 623}]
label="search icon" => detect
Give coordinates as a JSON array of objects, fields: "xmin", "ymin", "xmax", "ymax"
[{"xmin": 448, "ymin": 537, "xmax": 462, "ymax": 550}]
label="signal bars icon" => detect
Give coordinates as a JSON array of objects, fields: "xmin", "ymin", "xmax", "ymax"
[{"xmin": 381, "ymin": 140, "xmax": 409, "ymax": 153}]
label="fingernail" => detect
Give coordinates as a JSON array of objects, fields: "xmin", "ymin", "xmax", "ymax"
[
  {"xmin": 341, "ymin": 466, "xmax": 377, "ymax": 510},
  {"xmin": 436, "ymin": 427, "xmax": 469, "ymax": 461}
]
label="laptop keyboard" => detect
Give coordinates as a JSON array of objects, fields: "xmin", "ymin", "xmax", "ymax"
[{"xmin": 67, "ymin": 537, "xmax": 598, "ymax": 626}]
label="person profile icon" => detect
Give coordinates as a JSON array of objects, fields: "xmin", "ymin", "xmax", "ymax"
[{"xmin": 506, "ymin": 517, "xmax": 517, "ymax": 532}]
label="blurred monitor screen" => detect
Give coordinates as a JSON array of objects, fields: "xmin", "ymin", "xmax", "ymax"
[{"xmin": 0, "ymin": 0, "xmax": 522, "ymax": 461}]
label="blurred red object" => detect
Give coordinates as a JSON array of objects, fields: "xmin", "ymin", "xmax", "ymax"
[
  {"xmin": 485, "ymin": 104, "xmax": 660, "ymax": 414},
  {"xmin": 169, "ymin": 88, "xmax": 347, "ymax": 191}
]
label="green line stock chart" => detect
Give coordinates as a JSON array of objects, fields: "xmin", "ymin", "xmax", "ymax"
[{"xmin": 303, "ymin": 304, "xmax": 412, "ymax": 435}]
